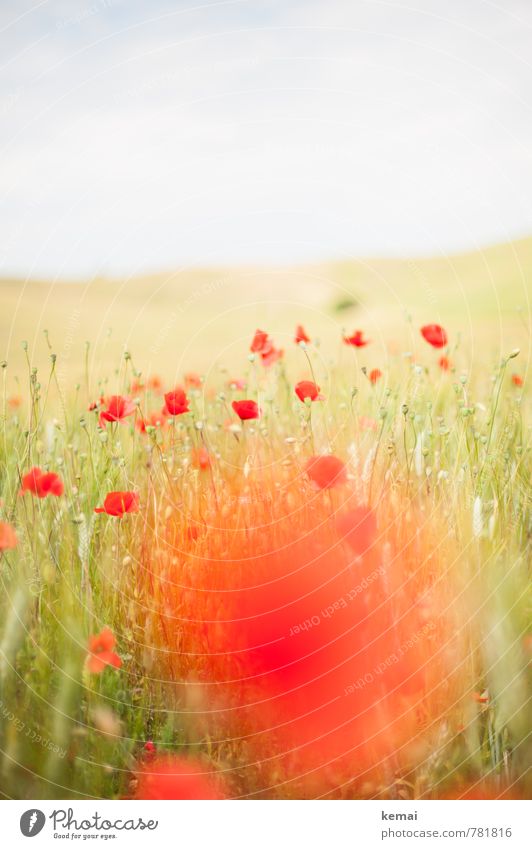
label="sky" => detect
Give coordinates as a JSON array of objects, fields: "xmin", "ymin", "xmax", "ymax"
[{"xmin": 1, "ymin": 0, "xmax": 532, "ymax": 277}]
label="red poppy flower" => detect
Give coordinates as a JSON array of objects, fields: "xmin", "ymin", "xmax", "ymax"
[
  {"xmin": 95, "ymin": 491, "xmax": 139, "ymax": 517},
  {"xmin": 136, "ymin": 411, "xmax": 167, "ymax": 434},
  {"xmin": 8, "ymin": 395, "xmax": 22, "ymax": 408},
  {"xmin": 295, "ymin": 324, "xmax": 310, "ymax": 345},
  {"xmin": 232, "ymin": 399, "xmax": 260, "ymax": 420},
  {"xmin": 438, "ymin": 355, "xmax": 451, "ymax": 371},
  {"xmin": 228, "ymin": 377, "xmax": 247, "ymax": 391},
  {"xmin": 147, "ymin": 375, "xmax": 163, "ymax": 392},
  {"xmin": 250, "ymin": 329, "xmax": 269, "ymax": 353},
  {"xmin": 99, "ymin": 395, "xmax": 136, "ymax": 426},
  {"xmin": 344, "ymin": 330, "xmax": 369, "ymax": 347},
  {"xmin": 164, "ymin": 388, "xmax": 190, "ymax": 416},
  {"xmin": 511, "ymin": 374, "xmax": 523, "ymax": 387},
  {"xmin": 20, "ymin": 467, "xmax": 64, "ymax": 498},
  {"xmin": 261, "ymin": 344, "xmax": 284, "ymax": 368},
  {"xmin": 359, "ymin": 415, "xmax": 377, "ymax": 431},
  {"xmin": 192, "ymin": 445, "xmax": 211, "ymax": 470},
  {"xmin": 369, "ymin": 368, "xmax": 382, "ymax": 384},
  {"xmin": 129, "ymin": 379, "xmax": 145, "ymax": 394},
  {"xmin": 86, "ymin": 627, "xmax": 122, "ymax": 674},
  {"xmin": 135, "ymin": 756, "xmax": 227, "ymax": 800},
  {"xmin": 421, "ymin": 323, "xmax": 447, "ymax": 348},
  {"xmin": 295, "ymin": 380, "xmax": 321, "ymax": 402},
  {"xmin": 305, "ymin": 455, "xmax": 347, "ymax": 489},
  {"xmin": 144, "ymin": 741, "xmax": 156, "ymax": 754},
  {"xmin": 0, "ymin": 521, "xmax": 18, "ymax": 551},
  {"xmin": 336, "ymin": 506, "xmax": 377, "ymax": 555},
  {"xmin": 184, "ymin": 372, "xmax": 202, "ymax": 389}
]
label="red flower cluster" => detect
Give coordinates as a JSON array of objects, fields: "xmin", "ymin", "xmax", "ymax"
[
  {"xmin": 250, "ymin": 329, "xmax": 284, "ymax": 367},
  {"xmin": 20, "ymin": 467, "xmax": 64, "ymax": 498}
]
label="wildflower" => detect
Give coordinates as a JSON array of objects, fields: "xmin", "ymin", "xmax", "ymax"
[
  {"xmin": 228, "ymin": 377, "xmax": 247, "ymax": 391},
  {"xmin": 511, "ymin": 374, "xmax": 523, "ymax": 387},
  {"xmin": 344, "ymin": 330, "xmax": 369, "ymax": 347},
  {"xmin": 295, "ymin": 324, "xmax": 310, "ymax": 345},
  {"xmin": 99, "ymin": 395, "xmax": 136, "ymax": 426},
  {"xmin": 192, "ymin": 445, "xmax": 211, "ymax": 470},
  {"xmin": 369, "ymin": 368, "xmax": 382, "ymax": 384},
  {"xmin": 250, "ymin": 329, "xmax": 269, "ymax": 353},
  {"xmin": 0, "ymin": 521, "xmax": 18, "ymax": 551},
  {"xmin": 336, "ymin": 506, "xmax": 376, "ymax": 555},
  {"xmin": 144, "ymin": 741, "xmax": 156, "ymax": 754},
  {"xmin": 420, "ymin": 323, "xmax": 447, "ymax": 348},
  {"xmin": 305, "ymin": 455, "xmax": 347, "ymax": 489},
  {"xmin": 20, "ymin": 467, "xmax": 64, "ymax": 498},
  {"xmin": 147, "ymin": 375, "xmax": 163, "ymax": 392},
  {"xmin": 260, "ymin": 343, "xmax": 284, "ymax": 368},
  {"xmin": 136, "ymin": 411, "xmax": 166, "ymax": 434},
  {"xmin": 164, "ymin": 388, "xmax": 190, "ymax": 416},
  {"xmin": 7, "ymin": 395, "xmax": 21, "ymax": 408},
  {"xmin": 472, "ymin": 690, "xmax": 489, "ymax": 704},
  {"xmin": 232, "ymin": 399, "xmax": 260, "ymax": 420},
  {"xmin": 295, "ymin": 380, "xmax": 321, "ymax": 402},
  {"xmin": 184, "ymin": 372, "xmax": 202, "ymax": 389},
  {"xmin": 95, "ymin": 491, "xmax": 140, "ymax": 517},
  {"xmin": 86, "ymin": 627, "xmax": 122, "ymax": 674},
  {"xmin": 135, "ymin": 756, "xmax": 227, "ymax": 800},
  {"xmin": 438, "ymin": 355, "xmax": 451, "ymax": 371}
]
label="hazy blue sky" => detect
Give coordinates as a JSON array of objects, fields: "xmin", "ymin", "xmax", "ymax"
[{"xmin": 1, "ymin": 0, "xmax": 532, "ymax": 277}]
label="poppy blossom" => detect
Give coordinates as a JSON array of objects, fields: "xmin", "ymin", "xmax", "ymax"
[
  {"xmin": 369, "ymin": 368, "xmax": 382, "ymax": 384},
  {"xmin": 95, "ymin": 491, "xmax": 139, "ymax": 517},
  {"xmin": 136, "ymin": 411, "xmax": 167, "ymax": 434},
  {"xmin": 438, "ymin": 355, "xmax": 451, "ymax": 371},
  {"xmin": 20, "ymin": 467, "xmax": 64, "ymax": 498},
  {"xmin": 337, "ymin": 506, "xmax": 377, "ymax": 555},
  {"xmin": 8, "ymin": 396, "xmax": 21, "ymax": 408},
  {"xmin": 359, "ymin": 415, "xmax": 378, "ymax": 431},
  {"xmin": 184, "ymin": 372, "xmax": 202, "ymax": 389},
  {"xmin": 250, "ymin": 329, "xmax": 269, "ymax": 353},
  {"xmin": 99, "ymin": 395, "xmax": 136, "ymax": 426},
  {"xmin": 164, "ymin": 389, "xmax": 190, "ymax": 416},
  {"xmin": 129, "ymin": 379, "xmax": 145, "ymax": 394},
  {"xmin": 295, "ymin": 380, "xmax": 321, "ymax": 402},
  {"xmin": 344, "ymin": 330, "xmax": 369, "ymax": 347},
  {"xmin": 232, "ymin": 399, "xmax": 260, "ymax": 421},
  {"xmin": 86, "ymin": 627, "xmax": 122, "ymax": 674},
  {"xmin": 260, "ymin": 343, "xmax": 284, "ymax": 368},
  {"xmin": 228, "ymin": 377, "xmax": 247, "ymax": 391},
  {"xmin": 192, "ymin": 445, "xmax": 211, "ymax": 470},
  {"xmin": 421, "ymin": 324, "xmax": 447, "ymax": 348},
  {"xmin": 135, "ymin": 756, "xmax": 227, "ymax": 800},
  {"xmin": 295, "ymin": 324, "xmax": 310, "ymax": 345},
  {"xmin": 305, "ymin": 455, "xmax": 347, "ymax": 489},
  {"xmin": 511, "ymin": 374, "xmax": 523, "ymax": 387},
  {"xmin": 0, "ymin": 521, "xmax": 18, "ymax": 551},
  {"xmin": 144, "ymin": 741, "xmax": 156, "ymax": 754}
]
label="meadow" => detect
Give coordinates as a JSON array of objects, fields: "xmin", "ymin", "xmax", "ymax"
[{"xmin": 0, "ymin": 239, "xmax": 530, "ymax": 799}]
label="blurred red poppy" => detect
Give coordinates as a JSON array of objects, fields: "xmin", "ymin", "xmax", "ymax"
[
  {"xmin": 192, "ymin": 445, "xmax": 211, "ymax": 470},
  {"xmin": 95, "ymin": 491, "xmax": 139, "ymax": 517},
  {"xmin": 359, "ymin": 415, "xmax": 377, "ymax": 431},
  {"xmin": 184, "ymin": 372, "xmax": 202, "ymax": 389},
  {"xmin": 295, "ymin": 324, "xmax": 310, "ymax": 345},
  {"xmin": 295, "ymin": 380, "xmax": 320, "ymax": 402},
  {"xmin": 99, "ymin": 395, "xmax": 136, "ymax": 426},
  {"xmin": 421, "ymin": 324, "xmax": 447, "ymax": 348},
  {"xmin": 438, "ymin": 355, "xmax": 451, "ymax": 371},
  {"xmin": 305, "ymin": 455, "xmax": 347, "ymax": 489},
  {"xmin": 20, "ymin": 467, "xmax": 64, "ymax": 498},
  {"xmin": 369, "ymin": 368, "xmax": 382, "ymax": 384},
  {"xmin": 164, "ymin": 389, "xmax": 190, "ymax": 416},
  {"xmin": 0, "ymin": 521, "xmax": 18, "ymax": 551},
  {"xmin": 228, "ymin": 377, "xmax": 247, "ymax": 390},
  {"xmin": 512, "ymin": 374, "xmax": 523, "ymax": 387},
  {"xmin": 232, "ymin": 399, "xmax": 260, "ymax": 420},
  {"xmin": 86, "ymin": 627, "xmax": 122, "ymax": 674},
  {"xmin": 250, "ymin": 329, "xmax": 269, "ymax": 353},
  {"xmin": 135, "ymin": 756, "xmax": 227, "ymax": 800},
  {"xmin": 344, "ymin": 330, "xmax": 369, "ymax": 347}
]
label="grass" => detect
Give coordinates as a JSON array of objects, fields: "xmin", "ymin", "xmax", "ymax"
[{"xmin": 0, "ymin": 244, "xmax": 530, "ymax": 800}]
